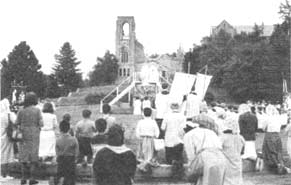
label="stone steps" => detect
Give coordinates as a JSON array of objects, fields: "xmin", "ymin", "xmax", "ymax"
[
  {"xmin": 3, "ymin": 159, "xmax": 258, "ymax": 181},
  {"xmin": 57, "ymin": 84, "xmax": 130, "ymax": 106}
]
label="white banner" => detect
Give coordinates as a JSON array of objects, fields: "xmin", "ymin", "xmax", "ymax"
[
  {"xmin": 169, "ymin": 72, "xmax": 196, "ymax": 103},
  {"xmin": 194, "ymin": 73, "xmax": 212, "ymax": 101}
]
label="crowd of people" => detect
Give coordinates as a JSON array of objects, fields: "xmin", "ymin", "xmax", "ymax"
[{"xmin": 1, "ymin": 87, "xmax": 291, "ymax": 185}]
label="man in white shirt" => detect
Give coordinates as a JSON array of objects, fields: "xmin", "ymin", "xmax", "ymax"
[
  {"xmin": 161, "ymin": 102, "xmax": 186, "ymax": 164},
  {"xmin": 161, "ymin": 102, "xmax": 186, "ymax": 179},
  {"xmin": 155, "ymin": 83, "xmax": 170, "ymax": 139}
]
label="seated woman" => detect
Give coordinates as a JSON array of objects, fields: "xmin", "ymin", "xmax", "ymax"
[{"xmin": 93, "ymin": 124, "xmax": 137, "ymax": 185}]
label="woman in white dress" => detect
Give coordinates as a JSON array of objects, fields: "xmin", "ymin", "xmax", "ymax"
[
  {"xmin": 0, "ymin": 98, "xmax": 16, "ymax": 181},
  {"xmin": 133, "ymin": 97, "xmax": 142, "ymax": 115},
  {"xmin": 39, "ymin": 102, "xmax": 58, "ymax": 161}
]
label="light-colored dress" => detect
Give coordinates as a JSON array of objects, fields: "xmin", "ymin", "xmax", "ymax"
[
  {"xmin": 133, "ymin": 99, "xmax": 142, "ymax": 115},
  {"xmin": 221, "ymin": 133, "xmax": 245, "ymax": 185},
  {"xmin": 16, "ymin": 106, "xmax": 43, "ymax": 163},
  {"xmin": 1, "ymin": 111, "xmax": 16, "ymax": 164},
  {"xmin": 39, "ymin": 113, "xmax": 58, "ymax": 158}
]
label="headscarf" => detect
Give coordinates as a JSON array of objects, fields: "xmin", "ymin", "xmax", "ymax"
[
  {"xmin": 192, "ymin": 114, "xmax": 219, "ymax": 135},
  {"xmin": 238, "ymin": 103, "xmax": 250, "ymax": 115}
]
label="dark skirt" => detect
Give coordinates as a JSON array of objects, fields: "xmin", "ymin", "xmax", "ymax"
[{"xmin": 262, "ymin": 132, "xmax": 284, "ymax": 168}]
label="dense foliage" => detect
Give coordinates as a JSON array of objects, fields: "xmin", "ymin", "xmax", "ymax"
[
  {"xmin": 183, "ymin": 1, "xmax": 290, "ymax": 102},
  {"xmin": 1, "ymin": 41, "xmax": 46, "ymax": 99},
  {"xmin": 89, "ymin": 51, "xmax": 119, "ymax": 86},
  {"xmin": 53, "ymin": 42, "xmax": 83, "ymax": 96}
]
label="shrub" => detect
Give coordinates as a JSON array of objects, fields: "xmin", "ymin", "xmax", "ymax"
[{"xmin": 85, "ymin": 93, "xmax": 106, "ymax": 105}]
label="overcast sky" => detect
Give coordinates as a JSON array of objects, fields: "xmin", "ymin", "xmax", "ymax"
[{"xmin": 0, "ymin": 0, "xmax": 285, "ymax": 78}]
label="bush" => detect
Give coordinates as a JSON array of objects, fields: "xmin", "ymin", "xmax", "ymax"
[
  {"xmin": 85, "ymin": 93, "xmax": 106, "ymax": 105},
  {"xmin": 205, "ymin": 92, "xmax": 215, "ymax": 103}
]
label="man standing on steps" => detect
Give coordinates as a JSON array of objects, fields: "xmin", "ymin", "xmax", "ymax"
[
  {"xmin": 154, "ymin": 83, "xmax": 170, "ymax": 139},
  {"xmin": 102, "ymin": 104, "xmax": 117, "ymax": 133}
]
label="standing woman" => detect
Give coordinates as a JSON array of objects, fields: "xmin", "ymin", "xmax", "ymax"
[
  {"xmin": 39, "ymin": 102, "xmax": 58, "ymax": 161},
  {"xmin": 16, "ymin": 92, "xmax": 43, "ymax": 185},
  {"xmin": 0, "ymin": 98, "xmax": 16, "ymax": 181}
]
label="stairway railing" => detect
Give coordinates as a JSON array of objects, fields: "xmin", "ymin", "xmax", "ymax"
[{"xmin": 100, "ymin": 74, "xmax": 134, "ymax": 113}]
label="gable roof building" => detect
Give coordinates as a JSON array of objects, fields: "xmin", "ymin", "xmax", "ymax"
[{"xmin": 211, "ymin": 20, "xmax": 274, "ymax": 37}]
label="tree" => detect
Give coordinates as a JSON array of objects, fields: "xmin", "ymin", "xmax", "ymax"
[
  {"xmin": 53, "ymin": 42, "xmax": 83, "ymax": 95},
  {"xmin": 1, "ymin": 41, "xmax": 46, "ymax": 98},
  {"xmin": 279, "ymin": 0, "xmax": 291, "ymax": 27},
  {"xmin": 89, "ymin": 51, "xmax": 119, "ymax": 86},
  {"xmin": 45, "ymin": 74, "xmax": 61, "ymax": 98}
]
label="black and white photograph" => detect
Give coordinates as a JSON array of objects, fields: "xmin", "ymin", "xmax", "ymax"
[{"xmin": 1, "ymin": 0, "xmax": 291, "ymax": 184}]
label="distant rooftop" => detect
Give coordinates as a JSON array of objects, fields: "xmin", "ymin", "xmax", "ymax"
[
  {"xmin": 234, "ymin": 25, "xmax": 274, "ymax": 37},
  {"xmin": 211, "ymin": 20, "xmax": 275, "ymax": 37}
]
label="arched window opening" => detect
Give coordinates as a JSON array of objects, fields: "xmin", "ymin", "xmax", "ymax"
[
  {"xmin": 122, "ymin": 22, "xmax": 129, "ymax": 39},
  {"xmin": 123, "ymin": 68, "xmax": 126, "ymax": 77},
  {"xmin": 119, "ymin": 68, "xmax": 122, "ymax": 76}
]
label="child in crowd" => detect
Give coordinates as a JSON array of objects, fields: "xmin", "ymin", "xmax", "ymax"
[
  {"xmin": 91, "ymin": 118, "xmax": 107, "ymax": 157},
  {"xmin": 75, "ymin": 109, "xmax": 96, "ymax": 164},
  {"xmin": 136, "ymin": 108, "xmax": 160, "ymax": 172},
  {"xmin": 58, "ymin": 113, "xmax": 74, "ymax": 137},
  {"xmin": 102, "ymin": 104, "xmax": 116, "ymax": 133},
  {"xmin": 54, "ymin": 120, "xmax": 79, "ymax": 185}
]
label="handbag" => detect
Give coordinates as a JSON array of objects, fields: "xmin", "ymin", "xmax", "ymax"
[
  {"xmin": 12, "ymin": 126, "xmax": 23, "ymax": 142},
  {"xmin": 154, "ymin": 139, "xmax": 164, "ymax": 151}
]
